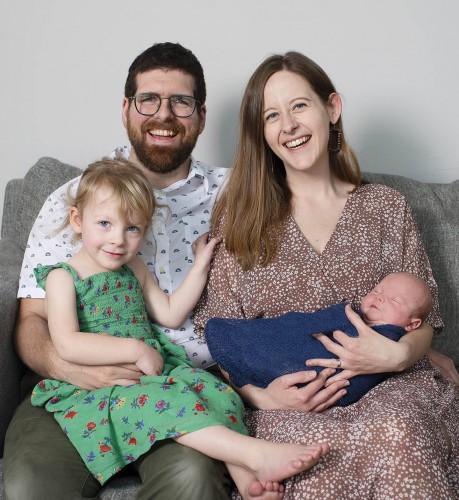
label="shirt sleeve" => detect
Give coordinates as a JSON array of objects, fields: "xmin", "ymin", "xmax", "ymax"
[{"xmin": 17, "ymin": 176, "xmax": 82, "ymax": 298}]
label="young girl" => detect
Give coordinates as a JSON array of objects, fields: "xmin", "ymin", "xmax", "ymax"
[{"xmin": 31, "ymin": 158, "xmax": 329, "ymax": 500}]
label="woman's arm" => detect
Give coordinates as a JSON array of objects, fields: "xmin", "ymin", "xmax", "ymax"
[
  {"xmin": 45, "ymin": 268, "xmax": 163, "ymax": 376},
  {"xmin": 307, "ymin": 304, "xmax": 433, "ymax": 382},
  {"xmin": 311, "ymin": 192, "xmax": 442, "ymax": 381},
  {"xmin": 135, "ymin": 233, "xmax": 221, "ymax": 329}
]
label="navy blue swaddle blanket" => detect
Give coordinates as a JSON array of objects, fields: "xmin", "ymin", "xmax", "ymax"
[{"xmin": 205, "ymin": 302, "xmax": 404, "ymax": 407}]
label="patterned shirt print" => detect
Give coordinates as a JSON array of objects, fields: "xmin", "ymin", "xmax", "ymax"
[{"xmin": 18, "ymin": 146, "xmax": 229, "ymax": 366}]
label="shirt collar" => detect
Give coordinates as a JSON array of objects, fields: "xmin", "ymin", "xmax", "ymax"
[
  {"xmin": 116, "ymin": 145, "xmax": 206, "ymax": 193},
  {"xmin": 158, "ymin": 156, "xmax": 206, "ymax": 194}
]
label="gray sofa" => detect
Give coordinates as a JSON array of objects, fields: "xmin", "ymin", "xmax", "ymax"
[{"xmin": 0, "ymin": 157, "xmax": 458, "ymax": 499}]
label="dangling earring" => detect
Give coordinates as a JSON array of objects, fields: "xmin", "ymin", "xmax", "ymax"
[{"xmin": 328, "ymin": 122, "xmax": 341, "ymax": 153}]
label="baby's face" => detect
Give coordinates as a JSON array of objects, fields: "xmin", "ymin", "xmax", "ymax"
[{"xmin": 360, "ymin": 274, "xmax": 418, "ymax": 328}]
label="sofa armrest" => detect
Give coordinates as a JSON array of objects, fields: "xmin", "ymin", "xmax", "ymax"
[
  {"xmin": 1, "ymin": 178, "xmax": 22, "ymax": 239},
  {"xmin": 0, "ymin": 237, "xmax": 25, "ymax": 457}
]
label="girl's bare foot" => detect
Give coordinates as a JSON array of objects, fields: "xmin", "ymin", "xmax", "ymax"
[
  {"xmin": 227, "ymin": 464, "xmax": 285, "ymax": 500},
  {"xmin": 254, "ymin": 441, "xmax": 329, "ymax": 483},
  {"xmin": 247, "ymin": 480, "xmax": 285, "ymax": 499},
  {"xmin": 176, "ymin": 427, "xmax": 329, "ymax": 497}
]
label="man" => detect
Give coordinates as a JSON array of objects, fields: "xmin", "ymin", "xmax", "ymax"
[{"xmin": 4, "ymin": 42, "xmax": 231, "ymax": 500}]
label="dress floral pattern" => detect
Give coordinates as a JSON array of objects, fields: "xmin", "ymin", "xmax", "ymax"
[
  {"xmin": 31, "ymin": 263, "xmax": 246, "ymax": 485},
  {"xmin": 194, "ymin": 183, "xmax": 459, "ymax": 499}
]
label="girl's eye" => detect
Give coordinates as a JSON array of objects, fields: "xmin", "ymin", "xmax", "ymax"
[
  {"xmin": 127, "ymin": 225, "xmax": 141, "ymax": 233},
  {"xmin": 99, "ymin": 220, "xmax": 110, "ymax": 228}
]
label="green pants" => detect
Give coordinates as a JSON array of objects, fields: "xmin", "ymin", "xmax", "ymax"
[{"xmin": 4, "ymin": 394, "xmax": 232, "ymax": 500}]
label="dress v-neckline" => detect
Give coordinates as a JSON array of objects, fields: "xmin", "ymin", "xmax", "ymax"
[{"xmin": 289, "ymin": 186, "xmax": 358, "ymax": 258}]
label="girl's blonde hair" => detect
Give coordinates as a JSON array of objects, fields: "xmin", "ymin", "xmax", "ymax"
[
  {"xmin": 65, "ymin": 158, "xmax": 156, "ymax": 237},
  {"xmin": 212, "ymin": 51, "xmax": 362, "ymax": 271}
]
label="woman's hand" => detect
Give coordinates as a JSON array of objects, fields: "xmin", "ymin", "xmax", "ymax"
[
  {"xmin": 239, "ymin": 369, "xmax": 350, "ymax": 413},
  {"xmin": 306, "ymin": 304, "xmax": 407, "ymax": 385}
]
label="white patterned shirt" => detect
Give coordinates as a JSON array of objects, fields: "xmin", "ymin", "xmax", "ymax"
[{"xmin": 18, "ymin": 146, "xmax": 229, "ymax": 367}]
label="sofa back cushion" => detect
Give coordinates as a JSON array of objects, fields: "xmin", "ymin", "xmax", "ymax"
[
  {"xmin": 6, "ymin": 160, "xmax": 458, "ymax": 365},
  {"xmin": 363, "ymin": 173, "xmax": 459, "ymax": 364},
  {"xmin": 13, "ymin": 157, "xmax": 83, "ymax": 251}
]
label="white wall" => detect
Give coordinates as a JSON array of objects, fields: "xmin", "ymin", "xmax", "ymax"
[{"xmin": 1, "ymin": 0, "xmax": 458, "ymax": 226}]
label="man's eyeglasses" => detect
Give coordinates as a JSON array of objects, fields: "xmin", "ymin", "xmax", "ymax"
[{"xmin": 128, "ymin": 93, "xmax": 200, "ymax": 118}]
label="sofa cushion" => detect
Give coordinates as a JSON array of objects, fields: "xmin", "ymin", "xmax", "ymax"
[
  {"xmin": 1, "ymin": 179, "xmax": 22, "ymax": 240},
  {"xmin": 363, "ymin": 173, "xmax": 459, "ymax": 365},
  {"xmin": 13, "ymin": 157, "xmax": 83, "ymax": 252}
]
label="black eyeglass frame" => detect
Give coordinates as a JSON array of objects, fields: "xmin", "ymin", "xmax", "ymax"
[{"xmin": 128, "ymin": 93, "xmax": 200, "ymax": 118}]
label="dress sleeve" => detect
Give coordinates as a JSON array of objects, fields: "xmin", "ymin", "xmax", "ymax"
[
  {"xmin": 33, "ymin": 265, "xmax": 53, "ymax": 291},
  {"xmin": 382, "ymin": 192, "xmax": 443, "ymax": 332},
  {"xmin": 192, "ymin": 219, "xmax": 246, "ymax": 338},
  {"xmin": 33, "ymin": 262, "xmax": 74, "ymax": 294}
]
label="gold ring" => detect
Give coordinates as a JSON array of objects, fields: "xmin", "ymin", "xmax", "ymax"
[{"xmin": 336, "ymin": 358, "xmax": 342, "ymax": 369}]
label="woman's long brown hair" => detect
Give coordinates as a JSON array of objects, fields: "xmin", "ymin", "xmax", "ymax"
[{"xmin": 212, "ymin": 51, "xmax": 361, "ymax": 271}]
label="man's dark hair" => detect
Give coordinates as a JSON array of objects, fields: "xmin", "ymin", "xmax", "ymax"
[{"xmin": 124, "ymin": 42, "xmax": 206, "ymax": 106}]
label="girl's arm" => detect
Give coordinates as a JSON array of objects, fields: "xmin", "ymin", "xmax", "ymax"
[
  {"xmin": 132, "ymin": 233, "xmax": 221, "ymax": 329},
  {"xmin": 45, "ymin": 268, "xmax": 163, "ymax": 376}
]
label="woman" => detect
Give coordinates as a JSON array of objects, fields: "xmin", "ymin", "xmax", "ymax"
[{"xmin": 193, "ymin": 52, "xmax": 459, "ymax": 498}]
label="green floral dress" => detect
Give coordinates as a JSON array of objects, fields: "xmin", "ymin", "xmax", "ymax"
[{"xmin": 31, "ymin": 263, "xmax": 246, "ymax": 485}]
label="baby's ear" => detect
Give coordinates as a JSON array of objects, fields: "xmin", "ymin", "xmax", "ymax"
[{"xmin": 404, "ymin": 318, "xmax": 422, "ymax": 332}]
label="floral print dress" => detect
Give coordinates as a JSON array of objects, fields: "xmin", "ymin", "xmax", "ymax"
[{"xmin": 31, "ymin": 263, "xmax": 246, "ymax": 485}]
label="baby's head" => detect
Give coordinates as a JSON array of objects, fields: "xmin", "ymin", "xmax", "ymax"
[
  {"xmin": 360, "ymin": 272, "xmax": 432, "ymax": 331},
  {"xmin": 66, "ymin": 158, "xmax": 155, "ymax": 241}
]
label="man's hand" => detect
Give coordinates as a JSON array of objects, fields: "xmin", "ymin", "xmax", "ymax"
[
  {"xmin": 428, "ymin": 349, "xmax": 459, "ymax": 385},
  {"xmin": 15, "ymin": 298, "xmax": 144, "ymax": 390},
  {"xmin": 60, "ymin": 360, "xmax": 144, "ymax": 390}
]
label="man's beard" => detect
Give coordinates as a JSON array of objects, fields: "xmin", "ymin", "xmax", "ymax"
[{"xmin": 127, "ymin": 116, "xmax": 200, "ymax": 175}]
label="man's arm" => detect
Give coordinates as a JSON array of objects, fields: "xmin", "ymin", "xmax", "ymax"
[
  {"xmin": 15, "ymin": 298, "xmax": 144, "ymax": 390},
  {"xmin": 428, "ymin": 349, "xmax": 459, "ymax": 385}
]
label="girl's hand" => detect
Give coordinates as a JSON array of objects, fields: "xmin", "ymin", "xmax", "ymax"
[
  {"xmin": 135, "ymin": 343, "xmax": 164, "ymax": 377},
  {"xmin": 247, "ymin": 369, "xmax": 350, "ymax": 413},
  {"xmin": 191, "ymin": 232, "xmax": 222, "ymax": 272},
  {"xmin": 306, "ymin": 304, "xmax": 403, "ymax": 385}
]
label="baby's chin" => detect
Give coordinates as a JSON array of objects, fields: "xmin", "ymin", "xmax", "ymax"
[{"xmin": 361, "ymin": 310, "xmax": 385, "ymax": 326}]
